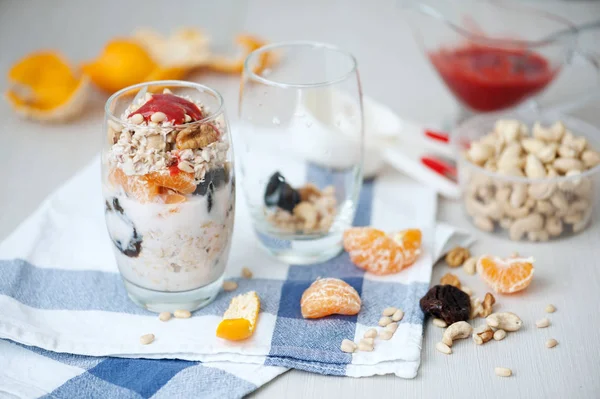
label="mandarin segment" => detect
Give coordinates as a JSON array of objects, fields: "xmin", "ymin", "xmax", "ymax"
[
  {"xmin": 393, "ymin": 229, "xmax": 422, "ymax": 266},
  {"xmin": 477, "ymin": 255, "xmax": 535, "ymax": 294},
  {"xmin": 108, "ymin": 167, "xmax": 159, "ymax": 203},
  {"xmin": 147, "ymin": 171, "xmax": 196, "ymax": 194},
  {"xmin": 343, "ymin": 227, "xmax": 422, "ymax": 275},
  {"xmin": 300, "ymin": 278, "xmax": 361, "ymax": 319}
]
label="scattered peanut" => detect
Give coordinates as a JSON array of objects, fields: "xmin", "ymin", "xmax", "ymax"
[
  {"xmin": 140, "ymin": 333, "xmax": 155, "ymax": 345},
  {"xmin": 378, "ymin": 317, "xmax": 393, "ymax": 327},
  {"xmin": 357, "ymin": 341, "xmax": 374, "ymax": 352},
  {"xmin": 445, "ymin": 247, "xmax": 470, "ymax": 267},
  {"xmin": 241, "ymin": 267, "xmax": 253, "ymax": 279},
  {"xmin": 382, "ymin": 307, "xmax": 397, "ymax": 317},
  {"xmin": 546, "ymin": 338, "xmax": 558, "ymax": 348},
  {"xmin": 545, "ymin": 304, "xmax": 556, "ymax": 313},
  {"xmin": 379, "ymin": 330, "xmax": 394, "ymax": 340},
  {"xmin": 391, "ymin": 309, "xmax": 404, "ymax": 322},
  {"xmin": 223, "ymin": 280, "xmax": 238, "ymax": 292},
  {"xmin": 463, "ymin": 257, "xmax": 477, "ymax": 275},
  {"xmin": 432, "ymin": 318, "xmax": 447, "ymax": 328},
  {"xmin": 493, "ymin": 329, "xmax": 507, "ymax": 341},
  {"xmin": 158, "ymin": 312, "xmax": 172, "ymax": 322},
  {"xmin": 150, "ymin": 111, "xmax": 167, "ymax": 123},
  {"xmin": 340, "ymin": 339, "xmax": 357, "ymax": 353},
  {"xmin": 442, "ymin": 321, "xmax": 473, "ymax": 347},
  {"xmin": 436, "ymin": 342, "xmax": 452, "ymax": 355},
  {"xmin": 495, "ymin": 367, "xmax": 512, "ymax": 377},
  {"xmin": 385, "ymin": 322, "xmax": 399, "ymax": 333},
  {"xmin": 536, "ymin": 318, "xmax": 550, "ymax": 328},
  {"xmin": 174, "ymin": 309, "xmax": 192, "ymax": 319},
  {"xmin": 359, "ymin": 338, "xmax": 374, "ymax": 346},
  {"xmin": 440, "ymin": 273, "xmax": 461, "ymax": 288},
  {"xmin": 364, "ymin": 328, "xmax": 378, "ymax": 339}
]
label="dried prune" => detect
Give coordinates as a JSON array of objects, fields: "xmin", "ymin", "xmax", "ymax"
[
  {"xmin": 419, "ymin": 284, "xmax": 471, "ymax": 324},
  {"xmin": 105, "ymin": 197, "xmax": 142, "ymax": 257},
  {"xmin": 264, "ymin": 171, "xmax": 300, "ymax": 212}
]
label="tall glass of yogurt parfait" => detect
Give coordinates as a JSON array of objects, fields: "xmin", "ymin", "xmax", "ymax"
[{"xmin": 102, "ymin": 81, "xmax": 235, "ymax": 312}]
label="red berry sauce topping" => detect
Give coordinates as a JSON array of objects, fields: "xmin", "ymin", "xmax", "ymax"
[{"xmin": 128, "ymin": 93, "xmax": 203, "ymax": 124}]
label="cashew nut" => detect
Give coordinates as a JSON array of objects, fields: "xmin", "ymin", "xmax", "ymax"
[
  {"xmin": 466, "ymin": 196, "xmax": 503, "ymax": 221},
  {"xmin": 495, "ymin": 119, "xmax": 524, "ymax": 142},
  {"xmin": 486, "ymin": 312, "xmax": 523, "ymax": 332},
  {"xmin": 525, "ymin": 154, "xmax": 546, "ymax": 178},
  {"xmin": 468, "ymin": 142, "xmax": 494, "ymax": 165},
  {"xmin": 509, "ymin": 184, "xmax": 527, "ymax": 208},
  {"xmin": 545, "ymin": 216, "xmax": 563, "ymax": 237},
  {"xmin": 582, "ymin": 150, "xmax": 600, "ymax": 169},
  {"xmin": 535, "ymin": 200, "xmax": 554, "ymax": 215},
  {"xmin": 533, "ymin": 121, "xmax": 564, "ymax": 142},
  {"xmin": 442, "ymin": 321, "xmax": 473, "ymax": 347},
  {"xmin": 549, "ymin": 191, "xmax": 569, "ymax": 213},
  {"xmin": 527, "ymin": 230, "xmax": 549, "ymax": 242},
  {"xmin": 509, "ymin": 213, "xmax": 543, "ymax": 241},
  {"xmin": 558, "ymin": 145, "xmax": 577, "ymax": 159},
  {"xmin": 537, "ymin": 143, "xmax": 558, "ymax": 164},
  {"xmin": 553, "ymin": 157, "xmax": 584, "ymax": 174},
  {"xmin": 521, "ymin": 137, "xmax": 545, "ymax": 154},
  {"xmin": 474, "ymin": 216, "xmax": 494, "ymax": 232}
]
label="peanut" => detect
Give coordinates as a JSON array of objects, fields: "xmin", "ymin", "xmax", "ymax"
[
  {"xmin": 364, "ymin": 329, "xmax": 377, "ymax": 339},
  {"xmin": 493, "ymin": 329, "xmax": 507, "ymax": 341},
  {"xmin": 174, "ymin": 309, "xmax": 192, "ymax": 319},
  {"xmin": 382, "ymin": 307, "xmax": 397, "ymax": 317},
  {"xmin": 140, "ymin": 333, "xmax": 155, "ymax": 345},
  {"xmin": 495, "ymin": 367, "xmax": 513, "ymax": 377},
  {"xmin": 436, "ymin": 342, "xmax": 452, "ymax": 355},
  {"xmin": 536, "ymin": 318, "xmax": 550, "ymax": 328},
  {"xmin": 546, "ymin": 338, "xmax": 558, "ymax": 348},
  {"xmin": 545, "ymin": 304, "xmax": 556, "ymax": 313},
  {"xmin": 463, "ymin": 257, "xmax": 477, "ymax": 275},
  {"xmin": 432, "ymin": 318, "xmax": 447, "ymax": 328},
  {"xmin": 340, "ymin": 339, "xmax": 357, "ymax": 353},
  {"xmin": 158, "ymin": 312, "xmax": 171, "ymax": 322}
]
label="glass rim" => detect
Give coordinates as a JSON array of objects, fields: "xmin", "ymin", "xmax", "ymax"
[
  {"xmin": 104, "ymin": 80, "xmax": 225, "ymax": 128},
  {"xmin": 415, "ymin": 1, "xmax": 577, "ymax": 49},
  {"xmin": 243, "ymin": 41, "xmax": 358, "ymax": 89}
]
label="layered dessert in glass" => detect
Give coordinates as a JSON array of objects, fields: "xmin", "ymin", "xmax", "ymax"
[{"xmin": 102, "ymin": 81, "xmax": 234, "ymax": 312}]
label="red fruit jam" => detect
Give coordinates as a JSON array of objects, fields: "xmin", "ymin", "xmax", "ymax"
[
  {"xmin": 128, "ymin": 93, "xmax": 203, "ymax": 124},
  {"xmin": 429, "ymin": 45, "xmax": 558, "ymax": 112}
]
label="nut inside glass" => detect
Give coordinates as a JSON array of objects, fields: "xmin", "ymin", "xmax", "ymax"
[
  {"xmin": 238, "ymin": 42, "xmax": 364, "ymax": 264},
  {"xmin": 453, "ymin": 109, "xmax": 600, "ymax": 241},
  {"xmin": 102, "ymin": 81, "xmax": 235, "ymax": 312}
]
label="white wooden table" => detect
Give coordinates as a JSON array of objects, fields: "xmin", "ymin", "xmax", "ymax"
[{"xmin": 1, "ymin": 1, "xmax": 599, "ymax": 397}]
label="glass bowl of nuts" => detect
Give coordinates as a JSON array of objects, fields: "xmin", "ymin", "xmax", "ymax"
[{"xmin": 454, "ymin": 110, "xmax": 600, "ymax": 241}]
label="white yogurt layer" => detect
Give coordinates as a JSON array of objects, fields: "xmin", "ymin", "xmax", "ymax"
[{"xmin": 104, "ymin": 184, "xmax": 234, "ymax": 292}]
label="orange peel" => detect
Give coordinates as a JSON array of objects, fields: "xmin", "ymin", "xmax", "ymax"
[
  {"xmin": 133, "ymin": 27, "xmax": 211, "ymax": 69},
  {"xmin": 82, "ymin": 39, "xmax": 158, "ymax": 93},
  {"xmin": 208, "ymin": 35, "xmax": 273, "ymax": 74},
  {"xmin": 6, "ymin": 51, "xmax": 89, "ymax": 122}
]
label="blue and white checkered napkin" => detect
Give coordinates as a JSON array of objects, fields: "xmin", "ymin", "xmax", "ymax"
[{"xmin": 0, "ymin": 157, "xmax": 471, "ymax": 398}]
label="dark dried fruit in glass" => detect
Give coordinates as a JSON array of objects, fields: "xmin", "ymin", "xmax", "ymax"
[
  {"xmin": 264, "ymin": 171, "xmax": 300, "ymax": 212},
  {"xmin": 419, "ymin": 284, "xmax": 471, "ymax": 324}
]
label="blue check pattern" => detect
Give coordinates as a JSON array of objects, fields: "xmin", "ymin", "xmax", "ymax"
[{"xmin": 0, "ymin": 167, "xmax": 430, "ymax": 398}]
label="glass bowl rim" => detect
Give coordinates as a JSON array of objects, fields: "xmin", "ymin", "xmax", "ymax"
[
  {"xmin": 243, "ymin": 40, "xmax": 358, "ymax": 89},
  {"xmin": 104, "ymin": 80, "xmax": 225, "ymax": 129},
  {"xmin": 453, "ymin": 110, "xmax": 600, "ymax": 184}
]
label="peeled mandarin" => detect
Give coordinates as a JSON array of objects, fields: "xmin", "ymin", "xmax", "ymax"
[{"xmin": 477, "ymin": 255, "xmax": 534, "ymax": 294}]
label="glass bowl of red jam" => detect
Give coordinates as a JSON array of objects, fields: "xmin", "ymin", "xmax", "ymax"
[
  {"xmin": 452, "ymin": 109, "xmax": 600, "ymax": 241},
  {"xmin": 406, "ymin": 0, "xmax": 598, "ymax": 115}
]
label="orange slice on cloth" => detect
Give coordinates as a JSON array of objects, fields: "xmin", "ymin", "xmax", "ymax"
[
  {"xmin": 82, "ymin": 39, "xmax": 158, "ymax": 93},
  {"xmin": 343, "ymin": 227, "xmax": 422, "ymax": 275},
  {"xmin": 300, "ymin": 278, "xmax": 361, "ymax": 319},
  {"xmin": 477, "ymin": 255, "xmax": 535, "ymax": 294},
  {"xmin": 208, "ymin": 35, "xmax": 273, "ymax": 74},
  {"xmin": 216, "ymin": 291, "xmax": 261, "ymax": 341},
  {"xmin": 6, "ymin": 51, "xmax": 90, "ymax": 122},
  {"xmin": 108, "ymin": 167, "xmax": 160, "ymax": 203}
]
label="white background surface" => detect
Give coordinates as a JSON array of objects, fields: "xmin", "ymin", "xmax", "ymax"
[{"xmin": 1, "ymin": 1, "xmax": 600, "ymax": 398}]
